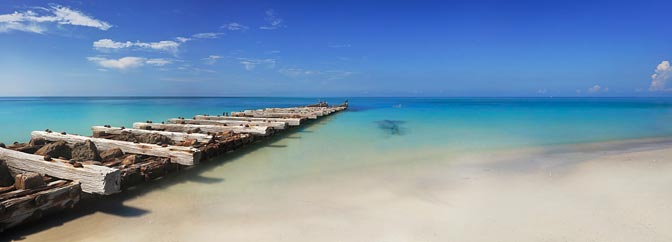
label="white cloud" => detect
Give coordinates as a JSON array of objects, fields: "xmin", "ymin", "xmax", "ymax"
[
  {"xmin": 279, "ymin": 68, "xmax": 320, "ymax": 77},
  {"xmin": 87, "ymin": 56, "xmax": 171, "ymax": 70},
  {"xmin": 649, "ymin": 60, "xmax": 672, "ymax": 91},
  {"xmin": 221, "ymin": 22, "xmax": 248, "ymax": 31},
  {"xmin": 146, "ymin": 58, "xmax": 172, "ymax": 66},
  {"xmin": 238, "ymin": 58, "xmax": 276, "ymax": 70},
  {"xmin": 537, "ymin": 89, "xmax": 547, "ymax": 94},
  {"xmin": 587, "ymin": 84, "xmax": 608, "ymax": 93},
  {"xmin": 175, "ymin": 37, "xmax": 191, "ymax": 43},
  {"xmin": 192, "ymin": 32, "xmax": 223, "ymax": 39},
  {"xmin": 0, "ymin": 5, "xmax": 111, "ymax": 34},
  {"xmin": 87, "ymin": 56, "xmax": 146, "ymax": 70},
  {"xmin": 259, "ymin": 9, "xmax": 285, "ymax": 30},
  {"xmin": 93, "ymin": 39, "xmax": 181, "ymax": 54},
  {"xmin": 202, "ymin": 55, "xmax": 222, "ymax": 65}
]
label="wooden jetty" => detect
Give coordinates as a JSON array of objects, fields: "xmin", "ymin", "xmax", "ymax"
[{"xmin": 0, "ymin": 102, "xmax": 346, "ymax": 232}]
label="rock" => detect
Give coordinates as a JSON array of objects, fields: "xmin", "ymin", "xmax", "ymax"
[
  {"xmin": 73, "ymin": 162, "xmax": 84, "ymax": 168},
  {"xmin": 14, "ymin": 172, "xmax": 46, "ymax": 190},
  {"xmin": 100, "ymin": 148, "xmax": 124, "ymax": 161},
  {"xmin": 71, "ymin": 140, "xmax": 101, "ymax": 162},
  {"xmin": 92, "ymin": 130, "xmax": 106, "ymax": 137},
  {"xmin": 121, "ymin": 155, "xmax": 141, "ymax": 166},
  {"xmin": 114, "ymin": 132, "xmax": 139, "ymax": 143},
  {"xmin": 43, "ymin": 155, "xmax": 52, "ymax": 161},
  {"xmin": 15, "ymin": 145, "xmax": 40, "ymax": 154},
  {"xmin": 0, "ymin": 160, "xmax": 14, "ymax": 187},
  {"xmin": 137, "ymin": 133, "xmax": 174, "ymax": 145},
  {"xmin": 35, "ymin": 141, "xmax": 72, "ymax": 160},
  {"xmin": 0, "ymin": 142, "xmax": 5, "ymax": 148},
  {"xmin": 28, "ymin": 138, "xmax": 46, "ymax": 146}
]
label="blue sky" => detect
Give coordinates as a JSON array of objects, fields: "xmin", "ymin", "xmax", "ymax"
[{"xmin": 0, "ymin": 0, "xmax": 671, "ymax": 97}]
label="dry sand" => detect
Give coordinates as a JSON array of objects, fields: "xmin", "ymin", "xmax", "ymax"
[{"xmin": 5, "ymin": 138, "xmax": 672, "ymax": 242}]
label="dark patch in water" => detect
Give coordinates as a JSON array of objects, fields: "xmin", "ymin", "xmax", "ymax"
[{"xmin": 376, "ymin": 120, "xmax": 406, "ymax": 135}]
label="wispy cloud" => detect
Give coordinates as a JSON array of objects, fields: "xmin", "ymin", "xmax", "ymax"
[
  {"xmin": 328, "ymin": 44, "xmax": 351, "ymax": 48},
  {"xmin": 279, "ymin": 68, "xmax": 354, "ymax": 80},
  {"xmin": 221, "ymin": 22, "xmax": 249, "ymax": 31},
  {"xmin": 279, "ymin": 68, "xmax": 320, "ymax": 77},
  {"xmin": 93, "ymin": 39, "xmax": 181, "ymax": 54},
  {"xmin": 145, "ymin": 58, "xmax": 172, "ymax": 66},
  {"xmin": 0, "ymin": 5, "xmax": 111, "ymax": 34},
  {"xmin": 259, "ymin": 9, "xmax": 285, "ymax": 30},
  {"xmin": 238, "ymin": 58, "xmax": 276, "ymax": 70},
  {"xmin": 202, "ymin": 55, "xmax": 222, "ymax": 65},
  {"xmin": 87, "ymin": 56, "xmax": 172, "ymax": 70},
  {"xmin": 93, "ymin": 31, "xmax": 222, "ymax": 55},
  {"xmin": 587, "ymin": 84, "xmax": 608, "ymax": 93},
  {"xmin": 649, "ymin": 60, "xmax": 671, "ymax": 91},
  {"xmin": 175, "ymin": 37, "xmax": 191, "ymax": 43},
  {"xmin": 192, "ymin": 32, "xmax": 223, "ymax": 39}
]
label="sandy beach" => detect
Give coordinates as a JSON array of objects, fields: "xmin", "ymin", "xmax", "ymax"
[{"xmin": 5, "ymin": 135, "xmax": 672, "ymax": 242}]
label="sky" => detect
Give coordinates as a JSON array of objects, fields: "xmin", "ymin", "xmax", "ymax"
[{"xmin": 0, "ymin": 0, "xmax": 671, "ymax": 97}]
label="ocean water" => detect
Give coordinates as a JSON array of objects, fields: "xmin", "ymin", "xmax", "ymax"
[
  {"xmin": 6, "ymin": 97, "xmax": 672, "ymax": 242},
  {"xmin": 1, "ymin": 97, "xmax": 672, "ymax": 151}
]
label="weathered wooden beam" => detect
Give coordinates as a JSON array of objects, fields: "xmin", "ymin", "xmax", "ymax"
[
  {"xmin": 231, "ymin": 111, "xmax": 318, "ymax": 119},
  {"xmin": 264, "ymin": 107, "xmax": 330, "ymax": 116},
  {"xmin": 167, "ymin": 118, "xmax": 287, "ymax": 130},
  {"xmin": 30, "ymin": 131, "xmax": 201, "ymax": 166},
  {"xmin": 91, "ymin": 126, "xmax": 213, "ymax": 143},
  {"xmin": 194, "ymin": 115, "xmax": 303, "ymax": 126},
  {"xmin": 133, "ymin": 122, "xmax": 270, "ymax": 136},
  {"xmin": 0, "ymin": 147, "xmax": 120, "ymax": 195},
  {"xmin": 0, "ymin": 180, "xmax": 80, "ymax": 232}
]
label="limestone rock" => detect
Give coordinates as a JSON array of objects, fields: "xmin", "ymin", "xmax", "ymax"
[
  {"xmin": 35, "ymin": 141, "xmax": 72, "ymax": 160},
  {"xmin": 121, "ymin": 155, "xmax": 141, "ymax": 166},
  {"xmin": 100, "ymin": 148, "xmax": 124, "ymax": 161},
  {"xmin": 114, "ymin": 132, "xmax": 139, "ymax": 143},
  {"xmin": 71, "ymin": 140, "xmax": 101, "ymax": 162},
  {"xmin": 28, "ymin": 138, "xmax": 46, "ymax": 146},
  {"xmin": 138, "ymin": 133, "xmax": 174, "ymax": 145}
]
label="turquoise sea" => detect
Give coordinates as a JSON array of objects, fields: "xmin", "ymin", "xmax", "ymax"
[
  {"xmin": 1, "ymin": 97, "xmax": 672, "ymax": 151},
  {"xmin": 6, "ymin": 97, "xmax": 672, "ymax": 242}
]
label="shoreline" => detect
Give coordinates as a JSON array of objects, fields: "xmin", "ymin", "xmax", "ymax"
[{"xmin": 5, "ymin": 136, "xmax": 672, "ymax": 242}]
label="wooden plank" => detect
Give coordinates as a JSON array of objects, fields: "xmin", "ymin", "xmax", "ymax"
[
  {"xmin": 168, "ymin": 118, "xmax": 287, "ymax": 130},
  {"xmin": 0, "ymin": 147, "xmax": 120, "ymax": 195},
  {"xmin": 194, "ymin": 115, "xmax": 303, "ymax": 126},
  {"xmin": 231, "ymin": 111, "xmax": 319, "ymax": 119},
  {"xmin": 0, "ymin": 180, "xmax": 80, "ymax": 232},
  {"xmin": 264, "ymin": 107, "xmax": 330, "ymax": 116},
  {"xmin": 30, "ymin": 131, "xmax": 201, "ymax": 166},
  {"xmin": 92, "ymin": 126, "xmax": 213, "ymax": 143},
  {"xmin": 133, "ymin": 122, "xmax": 270, "ymax": 136}
]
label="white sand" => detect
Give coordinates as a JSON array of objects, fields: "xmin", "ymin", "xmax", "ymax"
[{"xmin": 7, "ymin": 138, "xmax": 672, "ymax": 242}]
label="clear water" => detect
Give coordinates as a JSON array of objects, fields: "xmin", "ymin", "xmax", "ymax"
[
  {"xmin": 6, "ymin": 97, "xmax": 672, "ymax": 241},
  {"xmin": 1, "ymin": 97, "xmax": 672, "ymax": 152}
]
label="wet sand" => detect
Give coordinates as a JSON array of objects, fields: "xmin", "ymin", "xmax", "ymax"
[{"xmin": 5, "ymin": 137, "xmax": 672, "ymax": 242}]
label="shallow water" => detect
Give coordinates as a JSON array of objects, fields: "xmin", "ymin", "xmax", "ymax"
[
  {"xmin": 2, "ymin": 97, "xmax": 672, "ymax": 150},
  {"xmin": 3, "ymin": 97, "xmax": 672, "ymax": 241}
]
